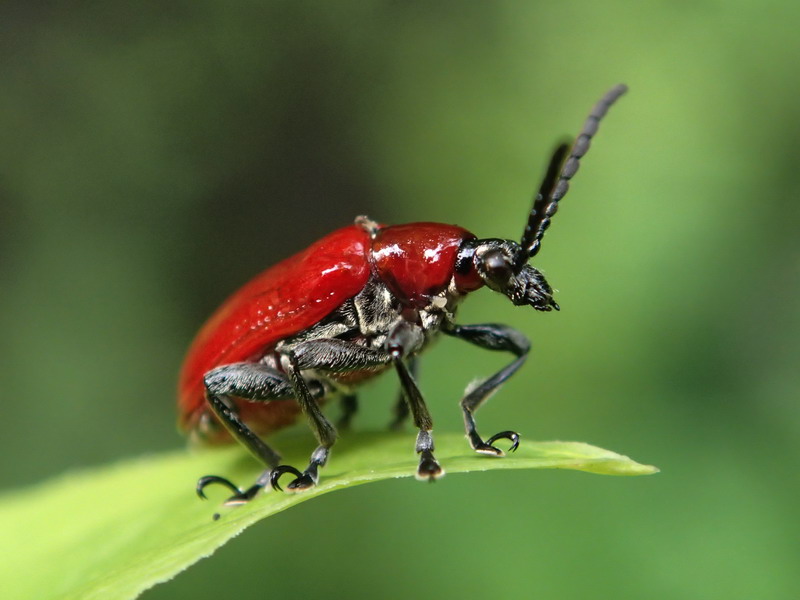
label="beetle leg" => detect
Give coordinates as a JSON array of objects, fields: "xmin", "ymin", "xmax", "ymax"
[
  {"xmin": 337, "ymin": 393, "xmax": 358, "ymax": 430},
  {"xmin": 393, "ymin": 354, "xmax": 443, "ymax": 480},
  {"xmin": 388, "ymin": 356, "xmax": 416, "ymax": 430},
  {"xmin": 269, "ymin": 341, "xmax": 396, "ymax": 491},
  {"xmin": 384, "ymin": 321, "xmax": 442, "ymax": 479},
  {"xmin": 270, "ymin": 335, "xmax": 440, "ymax": 489},
  {"xmin": 269, "ymin": 349, "xmax": 348, "ymax": 493},
  {"xmin": 198, "ymin": 362, "xmax": 316, "ymax": 505},
  {"xmin": 443, "ymin": 323, "xmax": 530, "ymax": 456},
  {"xmin": 273, "ymin": 337, "xmax": 440, "ymax": 490}
]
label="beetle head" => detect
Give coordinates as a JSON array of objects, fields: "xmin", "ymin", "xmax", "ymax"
[
  {"xmin": 455, "ymin": 84, "xmax": 628, "ymax": 312},
  {"xmin": 456, "ymin": 238, "xmax": 558, "ymax": 311}
]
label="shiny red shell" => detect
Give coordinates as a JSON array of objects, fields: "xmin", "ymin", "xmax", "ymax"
[
  {"xmin": 178, "ymin": 221, "xmax": 477, "ymax": 442},
  {"xmin": 372, "ymin": 223, "xmax": 475, "ymax": 307}
]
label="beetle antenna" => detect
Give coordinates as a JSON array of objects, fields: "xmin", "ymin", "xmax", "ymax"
[{"xmin": 520, "ymin": 84, "xmax": 628, "ymax": 261}]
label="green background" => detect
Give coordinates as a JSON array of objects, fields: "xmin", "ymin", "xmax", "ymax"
[{"xmin": 1, "ymin": 2, "xmax": 797, "ymax": 599}]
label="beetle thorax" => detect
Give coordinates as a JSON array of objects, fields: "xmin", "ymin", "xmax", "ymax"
[
  {"xmin": 350, "ymin": 276, "xmax": 461, "ymax": 351},
  {"xmin": 369, "ymin": 222, "xmax": 475, "ymax": 309}
]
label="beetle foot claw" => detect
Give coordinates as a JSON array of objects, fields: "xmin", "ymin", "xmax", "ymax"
[
  {"xmin": 197, "ymin": 475, "xmax": 263, "ymax": 505},
  {"xmin": 473, "ymin": 430, "xmax": 520, "ymax": 456},
  {"xmin": 197, "ymin": 475, "xmax": 240, "ymax": 499},
  {"xmin": 415, "ymin": 451, "xmax": 445, "ymax": 481},
  {"xmin": 269, "ymin": 465, "xmax": 316, "ymax": 493}
]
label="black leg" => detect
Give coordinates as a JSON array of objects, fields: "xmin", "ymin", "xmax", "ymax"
[
  {"xmin": 385, "ymin": 320, "xmax": 441, "ymax": 479},
  {"xmin": 444, "ymin": 323, "xmax": 530, "ymax": 456},
  {"xmin": 338, "ymin": 393, "xmax": 358, "ymax": 430},
  {"xmin": 198, "ymin": 362, "xmax": 306, "ymax": 505},
  {"xmin": 269, "ymin": 351, "xmax": 340, "ymax": 492},
  {"xmin": 389, "ymin": 357, "xmax": 416, "ymax": 430},
  {"xmin": 268, "ymin": 339, "xmax": 396, "ymax": 492},
  {"xmin": 393, "ymin": 354, "xmax": 443, "ymax": 480}
]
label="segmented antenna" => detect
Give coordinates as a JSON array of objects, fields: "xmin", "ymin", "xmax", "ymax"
[{"xmin": 520, "ymin": 84, "xmax": 628, "ymax": 260}]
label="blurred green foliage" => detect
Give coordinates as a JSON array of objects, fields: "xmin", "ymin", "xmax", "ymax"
[{"xmin": 0, "ymin": 1, "xmax": 797, "ymax": 599}]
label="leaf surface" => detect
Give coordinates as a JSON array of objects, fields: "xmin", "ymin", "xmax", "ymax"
[{"xmin": 0, "ymin": 433, "xmax": 657, "ymax": 600}]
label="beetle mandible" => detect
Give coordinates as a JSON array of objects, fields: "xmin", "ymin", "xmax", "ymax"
[{"xmin": 179, "ymin": 84, "xmax": 628, "ymax": 504}]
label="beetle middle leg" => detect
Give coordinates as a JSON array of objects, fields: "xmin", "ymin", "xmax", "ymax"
[
  {"xmin": 270, "ymin": 339, "xmax": 400, "ymax": 491},
  {"xmin": 385, "ymin": 320, "xmax": 443, "ymax": 479},
  {"xmin": 337, "ymin": 393, "xmax": 358, "ymax": 430},
  {"xmin": 267, "ymin": 349, "xmax": 342, "ymax": 493},
  {"xmin": 270, "ymin": 329, "xmax": 441, "ymax": 488},
  {"xmin": 388, "ymin": 356, "xmax": 416, "ymax": 430},
  {"xmin": 392, "ymin": 354, "xmax": 443, "ymax": 480},
  {"xmin": 444, "ymin": 322, "xmax": 530, "ymax": 455}
]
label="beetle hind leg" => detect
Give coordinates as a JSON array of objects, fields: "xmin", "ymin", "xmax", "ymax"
[
  {"xmin": 197, "ymin": 362, "xmax": 299, "ymax": 507},
  {"xmin": 196, "ymin": 470, "xmax": 271, "ymax": 505}
]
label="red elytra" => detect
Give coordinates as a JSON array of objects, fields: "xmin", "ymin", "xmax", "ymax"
[{"xmin": 178, "ymin": 221, "xmax": 477, "ymax": 441}]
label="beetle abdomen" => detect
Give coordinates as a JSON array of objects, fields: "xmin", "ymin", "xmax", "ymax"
[{"xmin": 179, "ymin": 225, "xmax": 372, "ymax": 436}]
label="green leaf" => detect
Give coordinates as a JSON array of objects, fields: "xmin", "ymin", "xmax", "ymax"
[{"xmin": 0, "ymin": 433, "xmax": 657, "ymax": 600}]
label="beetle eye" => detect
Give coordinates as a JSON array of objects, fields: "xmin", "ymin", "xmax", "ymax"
[{"xmin": 483, "ymin": 250, "xmax": 513, "ymax": 282}]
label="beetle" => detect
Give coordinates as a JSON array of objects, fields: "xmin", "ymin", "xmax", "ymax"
[{"xmin": 179, "ymin": 84, "xmax": 627, "ymax": 505}]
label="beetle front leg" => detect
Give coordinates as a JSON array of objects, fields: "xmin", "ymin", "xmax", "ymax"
[{"xmin": 444, "ymin": 323, "xmax": 530, "ymax": 456}]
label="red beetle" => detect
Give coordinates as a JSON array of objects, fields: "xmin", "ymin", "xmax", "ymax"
[{"xmin": 180, "ymin": 85, "xmax": 627, "ymax": 503}]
